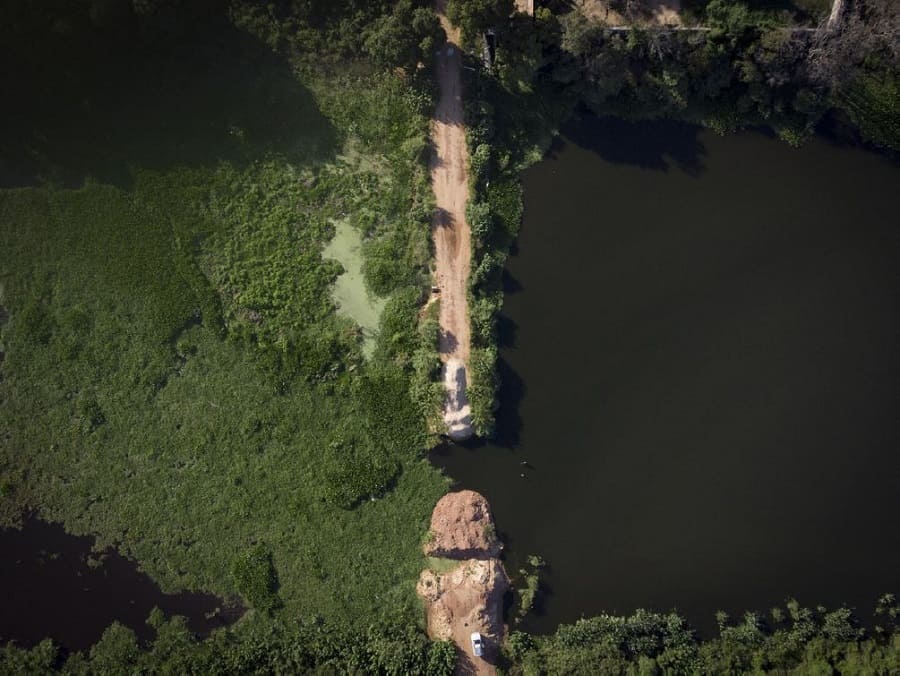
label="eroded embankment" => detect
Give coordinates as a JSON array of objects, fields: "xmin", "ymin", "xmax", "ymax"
[
  {"xmin": 417, "ymin": 490, "xmax": 508, "ymax": 675},
  {"xmin": 431, "ymin": 1, "xmax": 474, "ymax": 440}
]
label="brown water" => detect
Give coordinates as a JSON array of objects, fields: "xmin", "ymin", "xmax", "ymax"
[
  {"xmin": 0, "ymin": 518, "xmax": 242, "ymax": 651},
  {"xmin": 432, "ymin": 116, "xmax": 900, "ymax": 635}
]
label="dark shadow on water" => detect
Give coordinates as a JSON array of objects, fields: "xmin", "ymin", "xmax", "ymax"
[
  {"xmin": 502, "ymin": 269, "xmax": 523, "ymax": 295},
  {"xmin": 0, "ymin": 5, "xmax": 337, "ymax": 188},
  {"xmin": 497, "ymin": 314, "xmax": 518, "ymax": 349},
  {"xmin": 492, "ymin": 356, "xmax": 525, "ymax": 449},
  {"xmin": 558, "ymin": 111, "xmax": 708, "ymax": 176},
  {"xmin": 0, "ymin": 517, "xmax": 242, "ymax": 651},
  {"xmin": 814, "ymin": 110, "xmax": 900, "ymax": 164}
]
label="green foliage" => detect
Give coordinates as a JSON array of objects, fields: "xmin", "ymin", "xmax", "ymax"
[
  {"xmin": 509, "ymin": 603, "xmax": 896, "ymax": 674},
  {"xmin": 837, "ymin": 69, "xmax": 900, "ymax": 152},
  {"xmin": 448, "ymin": 0, "xmax": 515, "ymax": 49},
  {"xmin": 2, "ymin": 615, "xmax": 461, "ymax": 675},
  {"xmin": 467, "ymin": 200, "xmax": 495, "ymax": 244},
  {"xmin": 232, "ymin": 544, "xmax": 281, "ymax": 614},
  {"xmin": 410, "ymin": 302, "xmax": 445, "ymax": 432},
  {"xmin": 1, "ymin": 601, "xmax": 897, "ymax": 673},
  {"xmin": 363, "ymin": 0, "xmax": 445, "ymax": 70},
  {"xmin": 469, "ymin": 143, "xmax": 493, "ymax": 184},
  {"xmin": 323, "ymin": 433, "xmax": 400, "ymax": 509},
  {"xmin": 468, "ymin": 345, "xmax": 500, "ymax": 436},
  {"xmin": 515, "ymin": 554, "xmax": 546, "ymax": 621},
  {"xmin": 470, "ymin": 293, "xmax": 501, "ymax": 347},
  {"xmin": 426, "ymin": 640, "xmax": 458, "ymax": 676},
  {"xmin": 87, "ymin": 622, "xmax": 141, "ymax": 672},
  {"xmin": 0, "ymin": 0, "xmax": 447, "ymax": 633},
  {"xmin": 0, "ymin": 639, "xmax": 58, "ymax": 674}
]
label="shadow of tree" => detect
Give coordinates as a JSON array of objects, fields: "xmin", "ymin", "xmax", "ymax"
[
  {"xmin": 440, "ymin": 328, "xmax": 459, "ymax": 353},
  {"xmin": 433, "ymin": 206, "xmax": 455, "ymax": 228},
  {"xmin": 558, "ymin": 111, "xmax": 708, "ymax": 176},
  {"xmin": 0, "ymin": 4, "xmax": 338, "ymax": 188},
  {"xmin": 492, "ymin": 355, "xmax": 525, "ymax": 449}
]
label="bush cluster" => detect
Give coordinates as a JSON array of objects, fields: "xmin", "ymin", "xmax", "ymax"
[{"xmin": 231, "ymin": 544, "xmax": 281, "ymax": 614}]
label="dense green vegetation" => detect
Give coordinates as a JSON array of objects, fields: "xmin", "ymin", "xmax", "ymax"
[
  {"xmin": 1, "ymin": 616, "xmax": 458, "ymax": 675},
  {"xmin": 0, "ymin": 0, "xmax": 447, "ymax": 636},
  {"xmin": 507, "ymin": 594, "xmax": 899, "ymax": 673},
  {"xmin": 1, "ymin": 0, "xmax": 897, "ymax": 673},
  {"xmin": 1, "ymin": 596, "xmax": 896, "ymax": 673}
]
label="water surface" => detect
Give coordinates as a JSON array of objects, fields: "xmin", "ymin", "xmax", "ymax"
[
  {"xmin": 0, "ymin": 518, "xmax": 241, "ymax": 651},
  {"xmin": 433, "ymin": 117, "xmax": 900, "ymax": 635},
  {"xmin": 323, "ymin": 218, "xmax": 386, "ymax": 356}
]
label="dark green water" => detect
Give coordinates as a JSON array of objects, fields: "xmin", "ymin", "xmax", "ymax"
[{"xmin": 432, "ymin": 117, "xmax": 900, "ymax": 635}]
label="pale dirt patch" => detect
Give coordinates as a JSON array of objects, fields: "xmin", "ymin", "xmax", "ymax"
[
  {"xmin": 574, "ymin": 0, "xmax": 683, "ymax": 26},
  {"xmin": 418, "ymin": 559, "xmax": 508, "ymax": 676},
  {"xmin": 515, "ymin": 0, "xmax": 535, "ymax": 14}
]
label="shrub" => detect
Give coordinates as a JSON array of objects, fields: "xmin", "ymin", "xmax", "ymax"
[
  {"xmin": 467, "ymin": 345, "xmax": 499, "ymax": 437},
  {"xmin": 322, "ymin": 433, "xmax": 400, "ymax": 509},
  {"xmin": 232, "ymin": 544, "xmax": 281, "ymax": 614},
  {"xmin": 426, "ymin": 640, "xmax": 457, "ymax": 676},
  {"xmin": 466, "ymin": 200, "xmax": 494, "ymax": 245}
]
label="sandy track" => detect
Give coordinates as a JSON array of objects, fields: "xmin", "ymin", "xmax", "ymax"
[{"xmin": 431, "ymin": 0, "xmax": 473, "ymax": 440}]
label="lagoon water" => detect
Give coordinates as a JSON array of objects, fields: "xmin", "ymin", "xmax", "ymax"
[
  {"xmin": 0, "ymin": 519, "xmax": 241, "ymax": 650},
  {"xmin": 433, "ymin": 117, "xmax": 900, "ymax": 635}
]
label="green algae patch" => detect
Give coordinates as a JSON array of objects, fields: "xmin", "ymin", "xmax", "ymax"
[{"xmin": 323, "ymin": 219, "xmax": 386, "ymax": 357}]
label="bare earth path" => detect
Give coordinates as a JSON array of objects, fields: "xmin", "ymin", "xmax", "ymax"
[{"xmin": 432, "ymin": 0, "xmax": 474, "ymax": 440}]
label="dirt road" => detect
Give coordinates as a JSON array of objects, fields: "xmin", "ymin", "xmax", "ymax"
[
  {"xmin": 431, "ymin": 0, "xmax": 474, "ymax": 441},
  {"xmin": 419, "ymin": 560, "xmax": 507, "ymax": 676}
]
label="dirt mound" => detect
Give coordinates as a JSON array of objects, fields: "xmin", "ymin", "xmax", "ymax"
[
  {"xmin": 425, "ymin": 490, "xmax": 501, "ymax": 559},
  {"xmin": 418, "ymin": 488, "xmax": 508, "ymax": 674}
]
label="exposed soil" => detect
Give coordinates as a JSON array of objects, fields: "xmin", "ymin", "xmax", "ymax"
[
  {"xmin": 575, "ymin": 0, "xmax": 683, "ymax": 26},
  {"xmin": 515, "ymin": 0, "xmax": 535, "ymax": 14},
  {"xmin": 425, "ymin": 490, "xmax": 501, "ymax": 559},
  {"xmin": 418, "ymin": 560, "xmax": 508, "ymax": 675},
  {"xmin": 418, "ymin": 490, "xmax": 508, "ymax": 676},
  {"xmin": 431, "ymin": 0, "xmax": 473, "ymax": 440}
]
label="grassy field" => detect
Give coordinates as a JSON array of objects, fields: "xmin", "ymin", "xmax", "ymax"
[{"xmin": 0, "ymin": 6, "xmax": 447, "ymax": 631}]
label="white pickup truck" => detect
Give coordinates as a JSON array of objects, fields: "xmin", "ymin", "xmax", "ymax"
[{"xmin": 470, "ymin": 632, "xmax": 484, "ymax": 657}]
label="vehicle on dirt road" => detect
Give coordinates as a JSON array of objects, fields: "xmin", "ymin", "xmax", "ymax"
[{"xmin": 470, "ymin": 632, "xmax": 484, "ymax": 657}]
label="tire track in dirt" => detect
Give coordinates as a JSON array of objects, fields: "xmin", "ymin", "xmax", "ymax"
[{"xmin": 431, "ymin": 0, "xmax": 474, "ymax": 441}]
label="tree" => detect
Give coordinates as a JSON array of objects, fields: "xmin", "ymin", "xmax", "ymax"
[
  {"xmin": 447, "ymin": 0, "xmax": 514, "ymax": 48},
  {"xmin": 363, "ymin": 0, "xmax": 444, "ymax": 70},
  {"xmin": 231, "ymin": 543, "xmax": 282, "ymax": 613}
]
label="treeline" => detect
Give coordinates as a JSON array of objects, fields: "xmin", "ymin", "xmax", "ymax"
[
  {"xmin": 450, "ymin": 0, "xmax": 898, "ymax": 149},
  {"xmin": 3, "ymin": 596, "xmax": 896, "ymax": 674},
  {"xmin": 509, "ymin": 595, "xmax": 899, "ymax": 673},
  {"xmin": 0, "ymin": 616, "xmax": 456, "ymax": 675}
]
